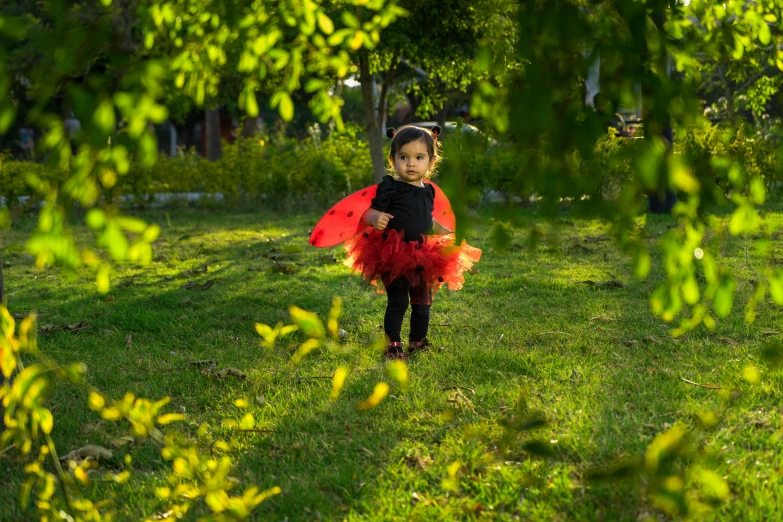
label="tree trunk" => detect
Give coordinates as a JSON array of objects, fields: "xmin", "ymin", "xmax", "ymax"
[
  {"xmin": 436, "ymin": 102, "xmax": 448, "ymax": 129},
  {"xmin": 378, "ymin": 56, "xmax": 397, "ymax": 136},
  {"xmin": 242, "ymin": 116, "xmax": 258, "ymax": 138},
  {"xmin": 169, "ymin": 123, "xmax": 178, "ymax": 157},
  {"xmin": 406, "ymin": 93, "xmax": 421, "ymax": 124},
  {"xmin": 719, "ymin": 66, "xmax": 735, "ymax": 120},
  {"xmin": 360, "ymin": 54, "xmax": 386, "ymax": 183},
  {"xmin": 205, "ymin": 108, "xmax": 222, "ymax": 161},
  {"xmin": 645, "ymin": 4, "xmax": 676, "ymax": 215}
]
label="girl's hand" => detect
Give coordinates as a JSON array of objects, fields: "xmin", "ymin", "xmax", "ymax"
[{"xmin": 374, "ymin": 212, "xmax": 394, "ymax": 231}]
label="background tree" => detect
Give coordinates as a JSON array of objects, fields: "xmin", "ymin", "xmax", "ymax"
[
  {"xmin": 683, "ymin": 0, "xmax": 783, "ymax": 120},
  {"xmin": 469, "ymin": 0, "xmax": 783, "ymax": 332},
  {"xmin": 330, "ymin": 0, "xmax": 518, "ymax": 182}
]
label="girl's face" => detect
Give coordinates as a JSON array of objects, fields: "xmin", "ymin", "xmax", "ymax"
[{"xmin": 391, "ymin": 139, "xmax": 435, "ymax": 185}]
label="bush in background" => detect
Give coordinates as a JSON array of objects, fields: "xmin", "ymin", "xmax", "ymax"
[{"xmin": 3, "ymin": 121, "xmax": 782, "ymax": 212}]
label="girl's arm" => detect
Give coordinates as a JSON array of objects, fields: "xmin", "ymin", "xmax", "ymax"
[
  {"xmin": 364, "ymin": 208, "xmax": 394, "ymax": 230},
  {"xmin": 363, "ymin": 208, "xmax": 379, "ymax": 226},
  {"xmin": 432, "ymin": 218, "xmax": 453, "ymax": 235}
]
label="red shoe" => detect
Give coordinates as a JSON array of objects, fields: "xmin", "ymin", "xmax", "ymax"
[
  {"xmin": 406, "ymin": 338, "xmax": 432, "ymax": 356},
  {"xmin": 384, "ymin": 341, "xmax": 406, "ymax": 360}
]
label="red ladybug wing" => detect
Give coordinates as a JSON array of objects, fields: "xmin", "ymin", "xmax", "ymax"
[
  {"xmin": 309, "ymin": 185, "xmax": 378, "ymax": 248},
  {"xmin": 427, "ymin": 180, "xmax": 456, "ymax": 231}
]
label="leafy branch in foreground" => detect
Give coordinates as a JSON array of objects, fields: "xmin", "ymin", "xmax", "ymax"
[
  {"xmin": 255, "ymin": 296, "xmax": 410, "ymax": 409},
  {"xmin": 1, "ymin": 305, "xmax": 280, "ymax": 521}
]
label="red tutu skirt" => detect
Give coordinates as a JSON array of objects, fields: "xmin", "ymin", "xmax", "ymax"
[{"xmin": 343, "ymin": 227, "xmax": 482, "ymax": 304}]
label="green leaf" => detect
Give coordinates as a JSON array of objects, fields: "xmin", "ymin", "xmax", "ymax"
[
  {"xmin": 742, "ymin": 365, "xmax": 760, "ymax": 384},
  {"xmin": 682, "ymin": 275, "xmax": 699, "ymax": 305},
  {"xmin": 733, "ymin": 36, "xmax": 745, "ymax": 60},
  {"xmin": 289, "ymin": 306, "xmax": 325, "ymax": 339},
  {"xmin": 634, "ymin": 247, "xmax": 651, "ymax": 279},
  {"xmin": 143, "ymin": 224, "xmax": 161, "ymax": 242},
  {"xmin": 138, "ymin": 133, "xmax": 158, "ymax": 167},
  {"xmin": 327, "ymin": 28, "xmax": 352, "ymax": 46},
  {"xmin": 290, "ymin": 338, "xmax": 320, "ymax": 365},
  {"xmin": 671, "ymin": 159, "xmax": 699, "ymax": 193},
  {"xmin": 357, "ymin": 382, "xmax": 389, "ymax": 410},
  {"xmin": 245, "ymin": 90, "xmax": 259, "ymax": 117},
  {"xmin": 750, "ymin": 176, "xmax": 766, "ymax": 205},
  {"xmin": 770, "ymin": 270, "xmax": 783, "ymax": 305},
  {"xmin": 117, "ymin": 216, "xmax": 147, "ymax": 234},
  {"xmin": 37, "ymin": 407, "xmax": 53, "ymax": 434},
  {"xmin": 476, "ymin": 46, "xmax": 491, "ymax": 73},
  {"xmin": 305, "ymin": 79, "xmax": 326, "ymax": 93},
  {"xmin": 86, "ymin": 209, "xmax": 106, "ymax": 230},
  {"xmin": 101, "ymin": 222, "xmax": 129, "ymax": 261},
  {"xmin": 385, "ymin": 360, "xmax": 409, "ymax": 389},
  {"xmin": 93, "ymin": 97, "xmax": 116, "ymax": 134},
  {"xmin": 729, "ymin": 204, "xmax": 759, "ymax": 235},
  {"xmin": 0, "ymin": 104, "xmax": 16, "ymax": 134},
  {"xmin": 317, "ymin": 12, "xmax": 334, "ymax": 34},
  {"xmin": 148, "ymin": 104, "xmax": 169, "ymax": 123},
  {"xmin": 19, "ymin": 480, "xmax": 32, "ymax": 509},
  {"xmin": 645, "ymin": 424, "xmax": 689, "ymax": 476},
  {"xmin": 341, "ymin": 12, "xmax": 359, "ymax": 28},
  {"xmin": 278, "ymin": 92, "xmax": 294, "ymax": 121},
  {"xmin": 88, "ymin": 391, "xmax": 106, "ymax": 411},
  {"xmin": 348, "ymin": 31, "xmax": 365, "ymax": 50},
  {"xmin": 698, "ymin": 468, "xmax": 730, "ymax": 500},
  {"xmin": 157, "ymin": 413, "xmax": 186, "ymax": 425},
  {"xmin": 96, "ymin": 263, "xmax": 110, "ymax": 294},
  {"xmin": 328, "ymin": 296, "xmax": 342, "ymax": 339},
  {"xmin": 714, "ymin": 275, "xmax": 735, "ymax": 318},
  {"xmin": 331, "ymin": 366, "xmax": 349, "ymax": 400},
  {"xmin": 759, "ymin": 23, "xmax": 771, "ymax": 45}
]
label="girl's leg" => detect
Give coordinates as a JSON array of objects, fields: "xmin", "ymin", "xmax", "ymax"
[
  {"xmin": 409, "ymin": 285, "xmax": 431, "ymax": 343},
  {"xmin": 409, "ymin": 304, "xmax": 431, "ymax": 342},
  {"xmin": 384, "ymin": 277, "xmax": 410, "ymax": 343}
]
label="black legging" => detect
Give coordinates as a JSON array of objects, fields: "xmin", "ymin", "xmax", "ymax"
[{"xmin": 384, "ymin": 277, "xmax": 431, "ymax": 343}]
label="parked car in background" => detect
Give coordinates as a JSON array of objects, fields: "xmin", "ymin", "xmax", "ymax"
[
  {"xmin": 410, "ymin": 121, "xmax": 497, "ymax": 145},
  {"xmin": 411, "ymin": 120, "xmax": 480, "ymax": 135}
]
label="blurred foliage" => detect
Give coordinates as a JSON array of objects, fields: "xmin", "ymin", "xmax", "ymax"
[
  {"xmin": 468, "ymin": 0, "xmax": 783, "ymax": 332},
  {"xmin": 1, "ymin": 1, "xmax": 404, "ymax": 520},
  {"xmin": 3, "ymin": 295, "xmax": 389, "ymax": 521},
  {"xmin": 4, "ymin": 0, "xmax": 783, "ymax": 519},
  {"xmin": 0, "ymin": 0, "xmax": 402, "ymax": 291},
  {"xmin": 2, "ymin": 123, "xmax": 374, "ymax": 210}
]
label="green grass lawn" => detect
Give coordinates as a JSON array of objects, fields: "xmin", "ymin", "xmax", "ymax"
[{"xmin": 2, "ymin": 204, "xmax": 783, "ymax": 521}]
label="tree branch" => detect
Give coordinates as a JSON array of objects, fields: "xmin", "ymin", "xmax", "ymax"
[{"xmin": 737, "ymin": 71, "xmax": 765, "ymax": 94}]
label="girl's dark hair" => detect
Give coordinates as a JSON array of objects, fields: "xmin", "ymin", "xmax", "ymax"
[{"xmin": 386, "ymin": 125, "xmax": 442, "ymax": 176}]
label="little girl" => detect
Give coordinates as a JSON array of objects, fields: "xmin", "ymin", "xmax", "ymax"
[{"xmin": 343, "ymin": 125, "xmax": 481, "ymax": 359}]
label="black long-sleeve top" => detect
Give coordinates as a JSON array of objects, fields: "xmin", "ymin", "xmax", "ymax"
[{"xmin": 370, "ymin": 175, "xmax": 434, "ymax": 243}]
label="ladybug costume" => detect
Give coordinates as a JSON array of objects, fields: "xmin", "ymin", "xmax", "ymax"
[{"xmin": 310, "ymin": 126, "xmax": 481, "ymax": 348}]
